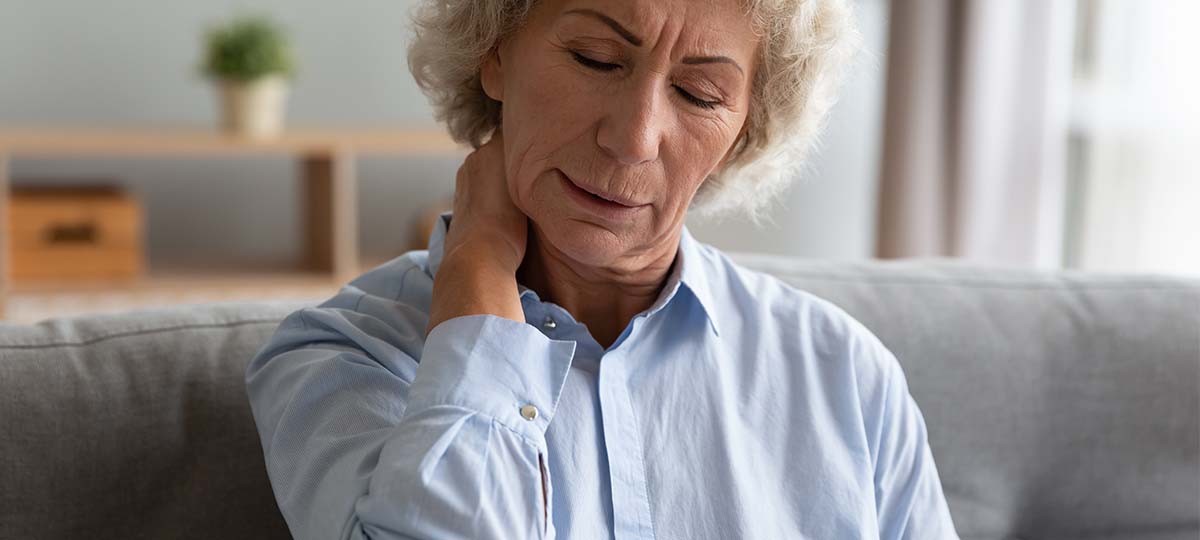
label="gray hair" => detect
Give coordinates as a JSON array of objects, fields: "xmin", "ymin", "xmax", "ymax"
[{"xmin": 407, "ymin": 0, "xmax": 860, "ymax": 218}]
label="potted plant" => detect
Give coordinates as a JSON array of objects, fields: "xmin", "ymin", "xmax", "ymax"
[{"xmin": 202, "ymin": 16, "xmax": 296, "ymax": 138}]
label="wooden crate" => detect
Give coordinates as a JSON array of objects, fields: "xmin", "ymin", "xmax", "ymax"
[{"xmin": 9, "ymin": 186, "xmax": 144, "ymax": 282}]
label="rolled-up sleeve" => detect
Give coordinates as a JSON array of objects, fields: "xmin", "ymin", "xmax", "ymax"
[{"xmin": 245, "ymin": 287, "xmax": 576, "ymax": 540}]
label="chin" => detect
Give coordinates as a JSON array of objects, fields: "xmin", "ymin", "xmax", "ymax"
[
  {"xmin": 529, "ymin": 210, "xmax": 638, "ymax": 267},
  {"xmin": 519, "ymin": 169, "xmax": 666, "ymax": 267}
]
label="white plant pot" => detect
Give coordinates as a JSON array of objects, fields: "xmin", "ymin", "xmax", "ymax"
[{"xmin": 218, "ymin": 76, "xmax": 288, "ymax": 139}]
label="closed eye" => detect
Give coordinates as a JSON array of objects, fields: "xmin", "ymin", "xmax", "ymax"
[
  {"xmin": 674, "ymin": 86, "xmax": 720, "ymax": 110},
  {"xmin": 572, "ymin": 50, "xmax": 722, "ymax": 110},
  {"xmin": 571, "ymin": 50, "xmax": 620, "ymax": 72}
]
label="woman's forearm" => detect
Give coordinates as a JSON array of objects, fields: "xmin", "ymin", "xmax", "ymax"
[
  {"xmin": 426, "ymin": 242, "xmax": 525, "ymax": 332},
  {"xmin": 246, "ymin": 278, "xmax": 573, "ymax": 540}
]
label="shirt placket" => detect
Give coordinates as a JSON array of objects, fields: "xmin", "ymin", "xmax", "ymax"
[{"xmin": 598, "ymin": 323, "xmax": 656, "ymax": 540}]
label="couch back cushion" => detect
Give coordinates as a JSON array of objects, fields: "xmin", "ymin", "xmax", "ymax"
[
  {"xmin": 1, "ymin": 259, "xmax": 1197, "ymax": 540},
  {"xmin": 0, "ymin": 301, "xmax": 307, "ymax": 539},
  {"xmin": 739, "ymin": 257, "xmax": 1200, "ymax": 540}
]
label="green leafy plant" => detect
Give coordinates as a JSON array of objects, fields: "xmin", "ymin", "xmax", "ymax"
[{"xmin": 202, "ymin": 16, "xmax": 295, "ymax": 82}]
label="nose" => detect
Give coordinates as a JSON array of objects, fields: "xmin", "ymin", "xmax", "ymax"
[{"xmin": 596, "ymin": 79, "xmax": 663, "ymax": 166}]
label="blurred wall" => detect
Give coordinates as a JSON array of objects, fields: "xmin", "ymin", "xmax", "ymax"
[
  {"xmin": 0, "ymin": 0, "xmax": 888, "ymax": 267},
  {"xmin": 686, "ymin": 0, "xmax": 890, "ymax": 259}
]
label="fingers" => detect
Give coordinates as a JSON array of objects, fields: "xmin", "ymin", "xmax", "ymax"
[{"xmin": 450, "ymin": 125, "xmax": 518, "ymax": 230}]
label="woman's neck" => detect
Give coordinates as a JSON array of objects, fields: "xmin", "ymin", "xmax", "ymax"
[{"xmin": 516, "ymin": 228, "xmax": 678, "ymax": 349}]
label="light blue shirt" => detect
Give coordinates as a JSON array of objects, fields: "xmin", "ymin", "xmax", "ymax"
[{"xmin": 246, "ymin": 215, "xmax": 959, "ymax": 539}]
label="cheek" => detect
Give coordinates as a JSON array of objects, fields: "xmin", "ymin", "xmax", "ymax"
[
  {"xmin": 500, "ymin": 64, "xmax": 599, "ymax": 191},
  {"xmin": 503, "ymin": 62, "xmax": 598, "ymax": 150},
  {"xmin": 661, "ymin": 117, "xmax": 741, "ymax": 202}
]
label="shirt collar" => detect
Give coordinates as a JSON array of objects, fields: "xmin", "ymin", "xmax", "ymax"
[
  {"xmin": 425, "ymin": 212, "xmax": 720, "ymax": 336},
  {"xmin": 676, "ymin": 225, "xmax": 722, "ymax": 336}
]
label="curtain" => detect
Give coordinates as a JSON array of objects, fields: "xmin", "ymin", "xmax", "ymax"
[{"xmin": 875, "ymin": 0, "xmax": 1074, "ymax": 267}]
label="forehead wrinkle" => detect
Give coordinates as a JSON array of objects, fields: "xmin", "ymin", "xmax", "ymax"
[
  {"xmin": 562, "ymin": 8, "xmax": 643, "ymax": 46},
  {"xmin": 663, "ymin": 2, "xmax": 754, "ymax": 76},
  {"xmin": 559, "ymin": 0, "xmax": 753, "ymax": 72}
]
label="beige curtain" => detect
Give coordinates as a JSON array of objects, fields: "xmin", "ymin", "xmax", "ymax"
[{"xmin": 875, "ymin": 0, "xmax": 1074, "ymax": 267}]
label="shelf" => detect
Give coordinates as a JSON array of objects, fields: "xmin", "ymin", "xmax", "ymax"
[
  {"xmin": 0, "ymin": 127, "xmax": 463, "ymax": 157},
  {"xmin": 0, "ymin": 127, "xmax": 463, "ymax": 320},
  {"xmin": 4, "ymin": 267, "xmax": 349, "ymax": 324},
  {"xmin": 2, "ymin": 254, "xmax": 418, "ymax": 324}
]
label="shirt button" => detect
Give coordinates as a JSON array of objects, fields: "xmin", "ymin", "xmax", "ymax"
[
  {"xmin": 520, "ymin": 404, "xmax": 539, "ymax": 421},
  {"xmin": 542, "ymin": 316, "xmax": 557, "ymax": 330}
]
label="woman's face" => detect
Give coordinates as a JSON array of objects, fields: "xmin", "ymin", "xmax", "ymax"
[{"xmin": 482, "ymin": 0, "xmax": 758, "ymax": 268}]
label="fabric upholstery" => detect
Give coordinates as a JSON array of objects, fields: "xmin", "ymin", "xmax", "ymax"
[
  {"xmin": 1, "ymin": 259, "xmax": 1196, "ymax": 539},
  {"xmin": 0, "ymin": 301, "xmax": 304, "ymax": 539},
  {"xmin": 741, "ymin": 257, "xmax": 1200, "ymax": 540}
]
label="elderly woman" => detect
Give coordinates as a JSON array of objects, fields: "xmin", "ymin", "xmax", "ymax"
[{"xmin": 246, "ymin": 0, "xmax": 959, "ymax": 538}]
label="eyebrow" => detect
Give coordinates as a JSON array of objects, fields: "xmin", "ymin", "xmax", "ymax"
[
  {"xmin": 563, "ymin": 8, "xmax": 744, "ymax": 75},
  {"xmin": 682, "ymin": 55, "xmax": 744, "ymax": 75}
]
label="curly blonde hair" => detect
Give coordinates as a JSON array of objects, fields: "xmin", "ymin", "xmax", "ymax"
[{"xmin": 408, "ymin": 0, "xmax": 860, "ymax": 218}]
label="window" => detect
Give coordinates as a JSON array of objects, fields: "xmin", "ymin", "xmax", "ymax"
[{"xmin": 1065, "ymin": 0, "xmax": 1200, "ymax": 275}]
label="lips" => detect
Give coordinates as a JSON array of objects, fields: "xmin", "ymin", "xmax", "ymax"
[{"xmin": 558, "ymin": 170, "xmax": 646, "ymax": 208}]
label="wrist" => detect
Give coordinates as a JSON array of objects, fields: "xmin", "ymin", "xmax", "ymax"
[
  {"xmin": 443, "ymin": 233, "xmax": 524, "ymax": 274},
  {"xmin": 428, "ymin": 249, "xmax": 525, "ymax": 333}
]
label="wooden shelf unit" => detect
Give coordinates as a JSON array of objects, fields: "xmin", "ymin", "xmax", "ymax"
[
  {"xmin": 0, "ymin": 128, "xmax": 464, "ymax": 319},
  {"xmin": 3, "ymin": 268, "xmax": 342, "ymax": 324}
]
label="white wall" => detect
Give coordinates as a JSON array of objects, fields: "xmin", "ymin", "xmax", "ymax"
[{"xmin": 0, "ymin": 0, "xmax": 888, "ymax": 267}]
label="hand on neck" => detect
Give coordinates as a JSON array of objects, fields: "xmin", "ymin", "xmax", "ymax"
[{"xmin": 516, "ymin": 226, "xmax": 679, "ymax": 349}]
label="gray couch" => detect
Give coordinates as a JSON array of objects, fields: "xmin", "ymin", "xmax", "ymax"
[{"xmin": 2, "ymin": 258, "xmax": 1197, "ymax": 539}]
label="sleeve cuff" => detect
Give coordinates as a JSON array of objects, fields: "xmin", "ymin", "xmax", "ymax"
[{"xmin": 407, "ymin": 314, "xmax": 577, "ymax": 442}]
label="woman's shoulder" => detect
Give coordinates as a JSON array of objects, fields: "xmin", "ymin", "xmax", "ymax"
[
  {"xmin": 263, "ymin": 250, "xmax": 437, "ymax": 361},
  {"xmin": 693, "ymin": 241, "xmax": 900, "ymax": 376},
  {"xmin": 693, "ymin": 243, "xmax": 862, "ymax": 330},
  {"xmin": 343, "ymin": 249, "xmax": 437, "ymax": 311},
  {"xmin": 695, "ymin": 244, "xmax": 909, "ymax": 434}
]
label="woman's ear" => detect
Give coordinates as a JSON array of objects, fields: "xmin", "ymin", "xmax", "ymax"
[{"xmin": 480, "ymin": 45, "xmax": 504, "ymax": 102}]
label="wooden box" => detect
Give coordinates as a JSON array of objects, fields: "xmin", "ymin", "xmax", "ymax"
[{"xmin": 9, "ymin": 186, "xmax": 144, "ymax": 282}]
